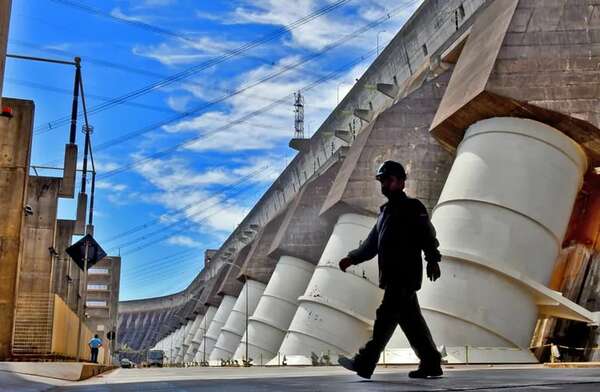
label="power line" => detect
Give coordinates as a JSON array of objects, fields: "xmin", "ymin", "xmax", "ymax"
[
  {"xmin": 97, "ymin": 44, "xmax": 381, "ymax": 180},
  {"xmin": 121, "ymin": 248, "xmax": 198, "ymax": 274},
  {"xmin": 37, "ymin": 2, "xmax": 332, "ymax": 82},
  {"xmin": 9, "ymin": 40, "xmax": 319, "ymax": 113},
  {"xmin": 106, "ymin": 165, "xmax": 267, "ymax": 252},
  {"xmin": 6, "ymin": 77, "xmax": 175, "ymax": 113},
  {"xmin": 35, "ymin": 0, "xmax": 353, "ymax": 133},
  {"xmin": 120, "ymin": 190, "xmax": 258, "ymax": 256},
  {"xmin": 79, "ymin": 4, "xmax": 411, "ymax": 180},
  {"xmin": 100, "ymin": 165, "xmax": 268, "ymax": 244}
]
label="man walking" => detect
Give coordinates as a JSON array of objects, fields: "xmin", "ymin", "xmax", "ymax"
[
  {"xmin": 88, "ymin": 334, "xmax": 103, "ymax": 363},
  {"xmin": 337, "ymin": 160, "xmax": 443, "ymax": 379}
]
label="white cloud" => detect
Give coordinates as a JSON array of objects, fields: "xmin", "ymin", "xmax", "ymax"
[
  {"xmin": 231, "ymin": 0, "xmax": 350, "ymax": 51},
  {"xmin": 132, "ymin": 43, "xmax": 210, "ymax": 66},
  {"xmin": 160, "ymin": 52, "xmax": 372, "ymax": 153},
  {"xmin": 195, "ymin": 10, "xmax": 225, "ymax": 22},
  {"xmin": 110, "ymin": 7, "xmax": 153, "ymax": 23},
  {"xmin": 130, "ymin": 153, "xmax": 285, "ymax": 234},
  {"xmin": 132, "ymin": 35, "xmax": 249, "ymax": 66},
  {"xmin": 167, "ymin": 235, "xmax": 202, "ymax": 248},
  {"xmin": 95, "ymin": 180, "xmax": 128, "ymax": 192},
  {"xmin": 92, "ymin": 160, "xmax": 121, "ymax": 173},
  {"xmin": 142, "ymin": 0, "xmax": 176, "ymax": 6},
  {"xmin": 166, "ymin": 95, "xmax": 192, "ymax": 112},
  {"xmin": 134, "ymin": 155, "xmax": 234, "ymax": 192}
]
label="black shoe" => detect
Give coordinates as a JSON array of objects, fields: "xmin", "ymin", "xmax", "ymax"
[
  {"xmin": 338, "ymin": 355, "xmax": 372, "ymax": 380},
  {"xmin": 408, "ymin": 364, "xmax": 443, "ymax": 379}
]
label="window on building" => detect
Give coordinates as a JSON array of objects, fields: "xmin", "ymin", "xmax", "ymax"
[
  {"xmin": 422, "ymin": 44, "xmax": 428, "ymax": 56},
  {"xmin": 86, "ymin": 300, "xmax": 107, "ymax": 307},
  {"xmin": 88, "ymin": 284, "xmax": 108, "ymax": 291},
  {"xmin": 88, "ymin": 268, "xmax": 109, "ymax": 275}
]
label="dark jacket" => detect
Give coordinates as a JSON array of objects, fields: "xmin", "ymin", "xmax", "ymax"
[{"xmin": 347, "ymin": 191, "xmax": 441, "ymax": 291}]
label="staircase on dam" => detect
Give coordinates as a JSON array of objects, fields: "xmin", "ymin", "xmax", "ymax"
[{"xmin": 11, "ymin": 293, "xmax": 54, "ymax": 356}]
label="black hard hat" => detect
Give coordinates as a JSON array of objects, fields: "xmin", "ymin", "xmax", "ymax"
[{"xmin": 376, "ymin": 160, "xmax": 406, "ymax": 181}]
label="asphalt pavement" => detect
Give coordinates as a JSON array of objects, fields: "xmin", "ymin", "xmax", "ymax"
[{"xmin": 2, "ymin": 364, "xmax": 600, "ymax": 391}]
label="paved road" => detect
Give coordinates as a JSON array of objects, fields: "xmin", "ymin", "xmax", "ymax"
[{"xmin": 2, "ymin": 365, "xmax": 600, "ymax": 391}]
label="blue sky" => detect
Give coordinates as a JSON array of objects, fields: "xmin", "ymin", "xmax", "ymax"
[{"xmin": 5, "ymin": 0, "xmax": 422, "ymax": 300}]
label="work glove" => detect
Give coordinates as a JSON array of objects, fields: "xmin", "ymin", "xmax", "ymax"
[
  {"xmin": 426, "ymin": 262, "xmax": 441, "ymax": 281},
  {"xmin": 339, "ymin": 257, "xmax": 353, "ymax": 272}
]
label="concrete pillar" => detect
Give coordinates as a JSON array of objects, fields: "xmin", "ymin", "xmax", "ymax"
[
  {"xmin": 414, "ymin": 117, "xmax": 589, "ymax": 363},
  {"xmin": 187, "ymin": 305, "xmax": 217, "ymax": 362},
  {"xmin": 199, "ymin": 294, "xmax": 236, "ymax": 362},
  {"xmin": 277, "ymin": 213, "xmax": 382, "ymax": 364},
  {"xmin": 0, "ymin": 98, "xmax": 33, "ymax": 359},
  {"xmin": 209, "ymin": 279, "xmax": 266, "ymax": 362},
  {"xmin": 233, "ymin": 256, "xmax": 315, "ymax": 364}
]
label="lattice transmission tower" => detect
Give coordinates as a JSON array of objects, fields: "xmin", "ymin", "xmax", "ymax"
[{"xmin": 293, "ymin": 91, "xmax": 304, "ymax": 139}]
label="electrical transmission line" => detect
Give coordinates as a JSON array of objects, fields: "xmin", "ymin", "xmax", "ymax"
[
  {"xmin": 36, "ymin": 0, "xmax": 353, "ymax": 133},
  {"xmin": 78, "ymin": 4, "xmax": 412, "ymax": 181},
  {"xmin": 97, "ymin": 44, "xmax": 381, "ymax": 181}
]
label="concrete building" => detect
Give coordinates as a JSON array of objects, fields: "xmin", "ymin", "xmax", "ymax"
[
  {"xmin": 86, "ymin": 256, "xmax": 121, "ymax": 360},
  {"xmin": 117, "ymin": 0, "xmax": 600, "ymax": 365},
  {"xmin": 0, "ymin": 2, "xmax": 121, "ymax": 362}
]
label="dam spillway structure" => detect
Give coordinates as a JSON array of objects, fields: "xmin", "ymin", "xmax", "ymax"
[
  {"xmin": 210, "ymin": 211, "xmax": 292, "ymax": 363},
  {"xmin": 276, "ymin": 69, "xmax": 454, "ymax": 365},
  {"xmin": 233, "ymin": 154, "xmax": 345, "ymax": 365},
  {"xmin": 127, "ymin": 0, "xmax": 600, "ymax": 365},
  {"xmin": 199, "ymin": 243, "xmax": 253, "ymax": 363}
]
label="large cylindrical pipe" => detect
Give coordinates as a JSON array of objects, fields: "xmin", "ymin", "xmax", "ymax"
[
  {"xmin": 277, "ymin": 213, "xmax": 382, "ymax": 365},
  {"xmin": 181, "ymin": 315, "xmax": 203, "ymax": 362},
  {"xmin": 186, "ymin": 306, "xmax": 217, "ymax": 362},
  {"xmin": 174, "ymin": 321, "xmax": 192, "ymax": 363},
  {"xmin": 209, "ymin": 280, "xmax": 266, "ymax": 362},
  {"xmin": 179, "ymin": 318, "xmax": 199, "ymax": 362},
  {"xmin": 232, "ymin": 256, "xmax": 315, "ymax": 364},
  {"xmin": 413, "ymin": 117, "xmax": 587, "ymax": 363},
  {"xmin": 197, "ymin": 295, "xmax": 236, "ymax": 361}
]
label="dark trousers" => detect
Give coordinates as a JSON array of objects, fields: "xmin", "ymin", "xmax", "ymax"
[
  {"xmin": 91, "ymin": 347, "xmax": 99, "ymax": 363},
  {"xmin": 354, "ymin": 287, "xmax": 440, "ymax": 376}
]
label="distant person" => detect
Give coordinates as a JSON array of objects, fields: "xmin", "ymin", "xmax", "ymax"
[
  {"xmin": 88, "ymin": 334, "xmax": 103, "ymax": 363},
  {"xmin": 337, "ymin": 160, "xmax": 443, "ymax": 379}
]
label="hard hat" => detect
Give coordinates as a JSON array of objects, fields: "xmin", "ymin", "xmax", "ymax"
[{"xmin": 375, "ymin": 160, "xmax": 406, "ymax": 181}]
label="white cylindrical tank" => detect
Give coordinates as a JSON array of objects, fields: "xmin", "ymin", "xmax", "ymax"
[
  {"xmin": 209, "ymin": 280, "xmax": 266, "ymax": 362},
  {"xmin": 176, "ymin": 319, "xmax": 195, "ymax": 363},
  {"xmin": 232, "ymin": 256, "xmax": 315, "ymax": 364},
  {"xmin": 412, "ymin": 117, "xmax": 587, "ymax": 363},
  {"xmin": 165, "ymin": 328, "xmax": 180, "ymax": 364},
  {"xmin": 186, "ymin": 306, "xmax": 218, "ymax": 362},
  {"xmin": 182, "ymin": 315, "xmax": 201, "ymax": 362},
  {"xmin": 197, "ymin": 295, "xmax": 236, "ymax": 361},
  {"xmin": 174, "ymin": 321, "xmax": 192, "ymax": 363},
  {"xmin": 277, "ymin": 213, "xmax": 383, "ymax": 364}
]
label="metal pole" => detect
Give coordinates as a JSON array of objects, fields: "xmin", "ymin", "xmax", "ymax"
[
  {"xmin": 80, "ymin": 126, "xmax": 90, "ymax": 193},
  {"xmin": 245, "ymin": 280, "xmax": 249, "ymax": 365},
  {"xmin": 88, "ymin": 172, "xmax": 96, "ymax": 225},
  {"xmin": 69, "ymin": 57, "xmax": 81, "ymax": 144},
  {"xmin": 75, "ymin": 238, "xmax": 89, "ymax": 362},
  {"xmin": 203, "ymin": 312, "xmax": 207, "ymax": 365}
]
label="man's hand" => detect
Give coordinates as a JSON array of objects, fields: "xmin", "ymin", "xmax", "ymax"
[
  {"xmin": 426, "ymin": 262, "xmax": 441, "ymax": 281},
  {"xmin": 339, "ymin": 257, "xmax": 353, "ymax": 272}
]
